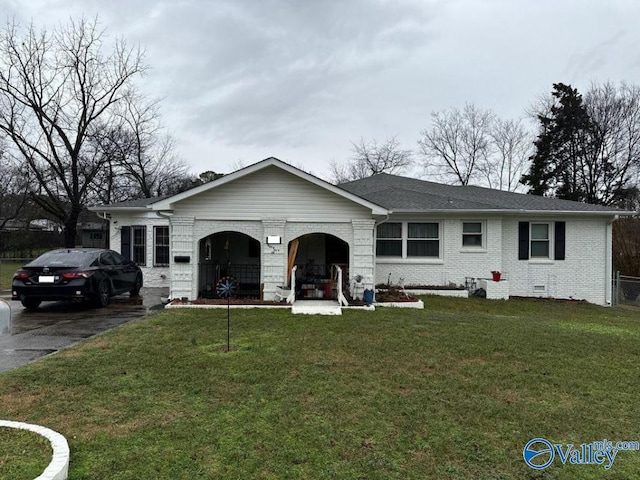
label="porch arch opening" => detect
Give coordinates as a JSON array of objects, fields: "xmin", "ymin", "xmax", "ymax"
[
  {"xmin": 287, "ymin": 233, "xmax": 349, "ymax": 300},
  {"xmin": 198, "ymin": 231, "xmax": 261, "ymax": 298}
]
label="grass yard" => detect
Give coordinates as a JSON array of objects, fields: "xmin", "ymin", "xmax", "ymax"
[
  {"xmin": 1, "ymin": 297, "xmax": 640, "ymax": 479},
  {"xmin": 0, "ymin": 262, "xmax": 21, "ymax": 290},
  {"xmin": 0, "ymin": 427, "xmax": 51, "ymax": 479}
]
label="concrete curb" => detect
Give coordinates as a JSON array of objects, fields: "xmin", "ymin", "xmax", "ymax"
[
  {"xmin": 374, "ymin": 300, "xmax": 425, "ymax": 309},
  {"xmin": 0, "ymin": 420, "xmax": 69, "ymax": 480},
  {"xmin": 166, "ymin": 303, "xmax": 292, "ymax": 310}
]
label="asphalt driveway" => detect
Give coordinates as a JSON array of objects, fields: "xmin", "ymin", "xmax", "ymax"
[{"xmin": 0, "ymin": 287, "xmax": 167, "ymax": 374}]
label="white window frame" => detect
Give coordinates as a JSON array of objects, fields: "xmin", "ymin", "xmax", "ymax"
[
  {"xmin": 530, "ymin": 222, "xmax": 552, "ymax": 259},
  {"xmin": 154, "ymin": 226, "xmax": 170, "ymax": 267},
  {"xmin": 376, "ymin": 221, "xmax": 442, "ymax": 260},
  {"xmin": 461, "ymin": 221, "xmax": 485, "ymax": 249}
]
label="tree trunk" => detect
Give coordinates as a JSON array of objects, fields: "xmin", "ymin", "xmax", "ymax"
[{"xmin": 63, "ymin": 208, "xmax": 82, "ymax": 248}]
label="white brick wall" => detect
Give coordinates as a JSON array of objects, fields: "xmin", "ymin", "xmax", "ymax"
[
  {"xmin": 108, "ymin": 213, "xmax": 171, "ymax": 290},
  {"xmin": 377, "ymin": 216, "xmax": 611, "ymax": 305},
  {"xmin": 376, "ymin": 218, "xmax": 503, "ymax": 287},
  {"xmin": 502, "ymin": 218, "xmax": 610, "ymax": 305},
  {"xmin": 109, "ymin": 211, "xmax": 613, "ymax": 306}
]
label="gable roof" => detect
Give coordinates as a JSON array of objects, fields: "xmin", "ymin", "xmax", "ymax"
[
  {"xmin": 339, "ymin": 174, "xmax": 634, "ymax": 215},
  {"xmin": 149, "ymin": 157, "xmax": 389, "ymax": 215}
]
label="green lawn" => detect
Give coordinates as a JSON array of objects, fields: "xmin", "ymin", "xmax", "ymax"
[
  {"xmin": 1, "ymin": 297, "xmax": 640, "ymax": 479},
  {"xmin": 0, "ymin": 262, "xmax": 22, "ymax": 290},
  {"xmin": 0, "ymin": 427, "xmax": 51, "ymax": 479}
]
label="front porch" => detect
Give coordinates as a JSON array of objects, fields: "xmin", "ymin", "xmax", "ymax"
[{"xmin": 197, "ymin": 231, "xmax": 261, "ymax": 299}]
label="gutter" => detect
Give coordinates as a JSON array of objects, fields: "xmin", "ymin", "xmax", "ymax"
[{"xmin": 386, "ymin": 209, "xmax": 635, "ymax": 217}]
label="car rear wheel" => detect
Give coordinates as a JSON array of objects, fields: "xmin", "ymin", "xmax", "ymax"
[
  {"xmin": 94, "ymin": 279, "xmax": 111, "ymax": 308},
  {"xmin": 21, "ymin": 297, "xmax": 41, "ymax": 310},
  {"xmin": 130, "ymin": 273, "xmax": 143, "ymax": 297}
]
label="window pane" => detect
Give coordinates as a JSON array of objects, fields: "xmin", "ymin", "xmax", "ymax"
[
  {"xmin": 376, "ymin": 239, "xmax": 402, "ymax": 256},
  {"xmin": 463, "ymin": 222, "xmax": 482, "ymax": 233},
  {"xmin": 462, "ymin": 234, "xmax": 482, "ymax": 247},
  {"xmin": 531, "ymin": 240, "xmax": 549, "ymax": 257},
  {"xmin": 154, "ymin": 226, "xmax": 169, "ymax": 265},
  {"xmin": 132, "ymin": 226, "xmax": 146, "ymax": 265},
  {"xmin": 377, "ymin": 222, "xmax": 401, "ymax": 239},
  {"xmin": 408, "ymin": 223, "xmax": 438, "ymax": 239},
  {"xmin": 407, "ymin": 240, "xmax": 439, "ymax": 257},
  {"xmin": 531, "ymin": 224, "xmax": 549, "ymax": 240}
]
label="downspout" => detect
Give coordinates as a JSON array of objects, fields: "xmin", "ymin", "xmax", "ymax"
[
  {"xmin": 605, "ymin": 215, "xmax": 618, "ymax": 306},
  {"xmin": 156, "ymin": 210, "xmax": 174, "ymax": 299},
  {"xmin": 372, "ymin": 213, "xmax": 391, "ymax": 295}
]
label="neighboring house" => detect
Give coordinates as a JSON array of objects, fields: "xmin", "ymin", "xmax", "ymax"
[{"xmin": 90, "ymin": 157, "xmax": 634, "ymax": 306}]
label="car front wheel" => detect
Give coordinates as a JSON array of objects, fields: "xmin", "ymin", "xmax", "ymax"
[
  {"xmin": 130, "ymin": 273, "xmax": 143, "ymax": 297},
  {"xmin": 21, "ymin": 297, "xmax": 41, "ymax": 310},
  {"xmin": 94, "ymin": 279, "xmax": 111, "ymax": 308}
]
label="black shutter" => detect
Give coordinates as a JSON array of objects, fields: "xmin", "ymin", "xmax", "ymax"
[
  {"xmin": 518, "ymin": 222, "xmax": 529, "ymax": 260},
  {"xmin": 121, "ymin": 226, "xmax": 131, "ymax": 261},
  {"xmin": 554, "ymin": 221, "xmax": 566, "ymax": 260}
]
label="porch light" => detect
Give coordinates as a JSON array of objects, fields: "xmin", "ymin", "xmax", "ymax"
[{"xmin": 266, "ymin": 236, "xmax": 281, "ymax": 245}]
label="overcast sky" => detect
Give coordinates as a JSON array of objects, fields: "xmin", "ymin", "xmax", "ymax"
[{"xmin": 3, "ymin": 0, "xmax": 640, "ymax": 180}]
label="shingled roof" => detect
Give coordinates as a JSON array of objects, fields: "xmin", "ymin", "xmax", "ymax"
[
  {"xmin": 338, "ymin": 174, "xmax": 628, "ymax": 214},
  {"xmin": 90, "ymin": 196, "xmax": 168, "ymax": 211}
]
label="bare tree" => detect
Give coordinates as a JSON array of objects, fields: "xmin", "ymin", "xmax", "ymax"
[
  {"xmin": 583, "ymin": 82, "xmax": 640, "ymax": 206},
  {"xmin": 0, "ymin": 152, "xmax": 30, "ymax": 232},
  {"xmin": 613, "ymin": 217, "xmax": 640, "ymax": 276},
  {"xmin": 93, "ymin": 95, "xmax": 190, "ymax": 200},
  {"xmin": 329, "ymin": 136, "xmax": 413, "ymax": 183},
  {"xmin": 418, "ymin": 104, "xmax": 494, "ymax": 185},
  {"xmin": 524, "ymin": 82, "xmax": 640, "ymax": 206},
  {"xmin": 0, "ymin": 17, "xmax": 146, "ymax": 246},
  {"xmin": 479, "ymin": 118, "xmax": 532, "ymax": 192}
]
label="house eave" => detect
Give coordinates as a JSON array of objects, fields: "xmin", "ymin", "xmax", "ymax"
[{"xmin": 89, "ymin": 206, "xmax": 153, "ymax": 213}]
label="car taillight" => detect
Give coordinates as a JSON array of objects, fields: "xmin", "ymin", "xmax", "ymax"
[
  {"xmin": 13, "ymin": 270, "xmax": 30, "ymax": 280},
  {"xmin": 61, "ymin": 271, "xmax": 94, "ymax": 280}
]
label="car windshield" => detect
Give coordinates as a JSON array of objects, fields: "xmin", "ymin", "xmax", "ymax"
[{"xmin": 27, "ymin": 250, "xmax": 97, "ymax": 268}]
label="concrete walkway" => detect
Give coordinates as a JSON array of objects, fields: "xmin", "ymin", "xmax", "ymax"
[{"xmin": 291, "ymin": 300, "xmax": 342, "ymax": 315}]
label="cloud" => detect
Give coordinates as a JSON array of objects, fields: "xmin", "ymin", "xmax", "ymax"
[{"xmin": 131, "ymin": 0, "xmax": 439, "ymax": 147}]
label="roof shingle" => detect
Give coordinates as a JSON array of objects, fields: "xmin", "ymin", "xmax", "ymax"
[{"xmin": 338, "ymin": 174, "xmax": 626, "ymax": 213}]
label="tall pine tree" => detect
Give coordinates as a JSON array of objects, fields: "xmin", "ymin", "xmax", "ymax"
[
  {"xmin": 522, "ymin": 82, "xmax": 640, "ymax": 206},
  {"xmin": 522, "ymin": 83, "xmax": 593, "ymax": 201}
]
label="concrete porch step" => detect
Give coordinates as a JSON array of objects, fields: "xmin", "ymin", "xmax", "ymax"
[{"xmin": 291, "ymin": 300, "xmax": 342, "ymax": 315}]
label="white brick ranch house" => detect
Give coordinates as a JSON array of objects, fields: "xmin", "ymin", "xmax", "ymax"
[{"xmin": 90, "ymin": 157, "xmax": 632, "ymax": 306}]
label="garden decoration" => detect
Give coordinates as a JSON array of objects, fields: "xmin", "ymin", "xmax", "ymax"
[{"xmin": 216, "ymin": 276, "xmax": 239, "ymax": 352}]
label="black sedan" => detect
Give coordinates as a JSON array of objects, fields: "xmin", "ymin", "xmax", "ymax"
[{"xmin": 12, "ymin": 248, "xmax": 143, "ymax": 310}]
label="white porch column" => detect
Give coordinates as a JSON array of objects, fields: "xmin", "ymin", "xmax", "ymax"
[
  {"xmin": 262, "ymin": 219, "xmax": 287, "ymax": 300},
  {"xmin": 169, "ymin": 216, "xmax": 195, "ymax": 300},
  {"xmin": 351, "ymin": 219, "xmax": 376, "ymax": 289}
]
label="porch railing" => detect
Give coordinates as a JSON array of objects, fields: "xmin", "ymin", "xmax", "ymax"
[
  {"xmin": 198, "ymin": 263, "xmax": 260, "ymax": 298},
  {"xmin": 286, "ymin": 265, "xmax": 297, "ymax": 304},
  {"xmin": 334, "ymin": 264, "xmax": 349, "ymax": 306}
]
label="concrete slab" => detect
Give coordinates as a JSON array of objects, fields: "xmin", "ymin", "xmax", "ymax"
[{"xmin": 291, "ymin": 300, "xmax": 342, "ymax": 315}]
